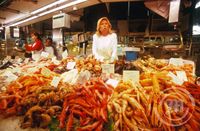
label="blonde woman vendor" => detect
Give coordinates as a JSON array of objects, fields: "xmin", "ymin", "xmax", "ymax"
[{"xmin": 92, "ymin": 17, "xmax": 118, "ymax": 63}]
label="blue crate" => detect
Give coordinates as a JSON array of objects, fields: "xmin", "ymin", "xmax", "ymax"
[{"xmin": 125, "ymin": 51, "xmax": 137, "ymax": 61}]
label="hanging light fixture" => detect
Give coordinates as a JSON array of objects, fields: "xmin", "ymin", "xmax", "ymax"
[{"xmin": 7, "ymin": 0, "xmax": 87, "ymax": 27}]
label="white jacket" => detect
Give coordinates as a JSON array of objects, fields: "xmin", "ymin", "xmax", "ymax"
[{"xmin": 92, "ymin": 33, "xmax": 118, "ymax": 62}]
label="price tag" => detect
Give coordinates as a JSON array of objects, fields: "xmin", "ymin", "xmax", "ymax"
[
  {"xmin": 106, "ymin": 79, "xmax": 119, "ymax": 88},
  {"xmin": 41, "ymin": 52, "xmax": 49, "ymax": 58},
  {"xmin": 123, "ymin": 70, "xmax": 140, "ymax": 83},
  {"xmin": 51, "ymin": 76, "xmax": 61, "ymax": 87},
  {"xmin": 168, "ymin": 72, "xmax": 184, "ymax": 85},
  {"xmin": 12, "ymin": 67, "xmax": 21, "ymax": 74},
  {"xmin": 27, "ymin": 67, "xmax": 38, "ymax": 73},
  {"xmin": 17, "ymin": 58, "xmax": 23, "ymax": 63},
  {"xmin": 3, "ymin": 71, "xmax": 12, "ymax": 77},
  {"xmin": 169, "ymin": 58, "xmax": 184, "ymax": 66},
  {"xmin": 101, "ymin": 64, "xmax": 114, "ymax": 74},
  {"xmin": 62, "ymin": 50, "xmax": 68, "ymax": 59},
  {"xmin": 6, "ymin": 56, "xmax": 11, "ymax": 60},
  {"xmin": 3, "ymin": 71, "xmax": 18, "ymax": 82},
  {"xmin": 176, "ymin": 71, "xmax": 188, "ymax": 82},
  {"xmin": 32, "ymin": 53, "xmax": 40, "ymax": 61},
  {"xmin": 41, "ymin": 67, "xmax": 52, "ymax": 77},
  {"xmin": 67, "ymin": 62, "xmax": 76, "ymax": 70},
  {"xmin": 52, "ymin": 57, "xmax": 60, "ymax": 65},
  {"xmin": 24, "ymin": 58, "xmax": 30, "ymax": 64}
]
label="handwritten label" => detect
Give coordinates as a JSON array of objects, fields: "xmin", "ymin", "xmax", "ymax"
[
  {"xmin": 41, "ymin": 67, "xmax": 52, "ymax": 77},
  {"xmin": 62, "ymin": 50, "xmax": 68, "ymax": 59},
  {"xmin": 24, "ymin": 58, "xmax": 29, "ymax": 64},
  {"xmin": 41, "ymin": 51, "xmax": 49, "ymax": 58},
  {"xmin": 3, "ymin": 71, "xmax": 18, "ymax": 82},
  {"xmin": 101, "ymin": 64, "xmax": 114, "ymax": 74},
  {"xmin": 169, "ymin": 58, "xmax": 184, "ymax": 66},
  {"xmin": 176, "ymin": 71, "xmax": 188, "ymax": 82},
  {"xmin": 27, "ymin": 67, "xmax": 38, "ymax": 73},
  {"xmin": 168, "ymin": 72, "xmax": 184, "ymax": 85},
  {"xmin": 52, "ymin": 57, "xmax": 60, "ymax": 65},
  {"xmin": 51, "ymin": 76, "xmax": 61, "ymax": 87},
  {"xmin": 17, "ymin": 58, "xmax": 23, "ymax": 63},
  {"xmin": 12, "ymin": 67, "xmax": 21, "ymax": 74},
  {"xmin": 32, "ymin": 53, "xmax": 40, "ymax": 61},
  {"xmin": 6, "ymin": 56, "xmax": 11, "ymax": 60},
  {"xmin": 106, "ymin": 79, "xmax": 119, "ymax": 88},
  {"xmin": 67, "ymin": 62, "xmax": 76, "ymax": 70},
  {"xmin": 123, "ymin": 70, "xmax": 140, "ymax": 83}
]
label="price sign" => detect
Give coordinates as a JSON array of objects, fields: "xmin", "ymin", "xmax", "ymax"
[
  {"xmin": 101, "ymin": 64, "xmax": 114, "ymax": 74},
  {"xmin": 6, "ymin": 56, "xmax": 11, "ymax": 60},
  {"xmin": 12, "ymin": 67, "xmax": 21, "ymax": 74},
  {"xmin": 41, "ymin": 67, "xmax": 52, "ymax": 77},
  {"xmin": 32, "ymin": 53, "xmax": 40, "ymax": 61},
  {"xmin": 24, "ymin": 58, "xmax": 29, "ymax": 64},
  {"xmin": 176, "ymin": 71, "xmax": 188, "ymax": 82},
  {"xmin": 41, "ymin": 52, "xmax": 49, "ymax": 58},
  {"xmin": 66, "ymin": 62, "xmax": 76, "ymax": 70},
  {"xmin": 169, "ymin": 58, "xmax": 183, "ymax": 66},
  {"xmin": 51, "ymin": 76, "xmax": 61, "ymax": 87},
  {"xmin": 106, "ymin": 79, "xmax": 119, "ymax": 88},
  {"xmin": 52, "ymin": 57, "xmax": 60, "ymax": 65},
  {"xmin": 3, "ymin": 71, "xmax": 18, "ymax": 82},
  {"xmin": 123, "ymin": 70, "xmax": 140, "ymax": 83},
  {"xmin": 17, "ymin": 58, "xmax": 23, "ymax": 63},
  {"xmin": 62, "ymin": 50, "xmax": 68, "ymax": 59},
  {"xmin": 168, "ymin": 72, "xmax": 184, "ymax": 85}
]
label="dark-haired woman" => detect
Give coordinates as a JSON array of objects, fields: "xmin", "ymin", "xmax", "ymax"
[{"xmin": 25, "ymin": 32, "xmax": 44, "ymax": 60}]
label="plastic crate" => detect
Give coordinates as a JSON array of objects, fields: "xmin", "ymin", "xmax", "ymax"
[{"xmin": 125, "ymin": 51, "xmax": 137, "ymax": 61}]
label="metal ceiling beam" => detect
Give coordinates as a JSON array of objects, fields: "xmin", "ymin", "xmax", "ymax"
[
  {"xmin": 0, "ymin": 17, "xmax": 6, "ymax": 20},
  {"xmin": 0, "ymin": 7, "xmax": 20, "ymax": 14},
  {"xmin": 98, "ymin": 0, "xmax": 103, "ymax": 3}
]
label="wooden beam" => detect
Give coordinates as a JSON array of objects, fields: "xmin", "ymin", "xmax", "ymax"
[{"xmin": 0, "ymin": 7, "xmax": 20, "ymax": 14}]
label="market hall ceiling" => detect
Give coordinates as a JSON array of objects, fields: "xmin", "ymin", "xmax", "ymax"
[{"xmin": 1, "ymin": 0, "xmax": 192, "ymax": 27}]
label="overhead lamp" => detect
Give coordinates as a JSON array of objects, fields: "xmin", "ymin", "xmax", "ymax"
[
  {"xmin": 193, "ymin": 25, "xmax": 200, "ymax": 35},
  {"xmin": 31, "ymin": 0, "xmax": 68, "ymax": 15},
  {"xmin": 195, "ymin": 1, "xmax": 200, "ymax": 8},
  {"xmin": 38, "ymin": 0, "xmax": 87, "ymax": 17},
  {"xmin": 8, "ymin": 0, "xmax": 87, "ymax": 27},
  {"xmin": 9, "ymin": 16, "xmax": 39, "ymax": 27},
  {"xmin": 73, "ymin": 6, "xmax": 78, "ymax": 10}
]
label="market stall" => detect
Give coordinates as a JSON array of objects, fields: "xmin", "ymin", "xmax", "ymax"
[{"xmin": 0, "ymin": 54, "xmax": 199, "ymax": 131}]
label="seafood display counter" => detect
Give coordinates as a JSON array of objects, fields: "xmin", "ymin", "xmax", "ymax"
[{"xmin": 0, "ymin": 55, "xmax": 199, "ymax": 131}]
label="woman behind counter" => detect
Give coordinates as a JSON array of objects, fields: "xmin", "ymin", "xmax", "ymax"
[
  {"xmin": 92, "ymin": 17, "xmax": 118, "ymax": 63},
  {"xmin": 25, "ymin": 32, "xmax": 44, "ymax": 60}
]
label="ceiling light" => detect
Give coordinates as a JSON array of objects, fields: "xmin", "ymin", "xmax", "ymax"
[
  {"xmin": 73, "ymin": 6, "xmax": 78, "ymax": 10},
  {"xmin": 195, "ymin": 1, "xmax": 200, "ymax": 8},
  {"xmin": 31, "ymin": 0, "xmax": 68, "ymax": 15},
  {"xmin": 9, "ymin": 16, "xmax": 39, "ymax": 27},
  {"xmin": 8, "ymin": 0, "xmax": 87, "ymax": 27},
  {"xmin": 38, "ymin": 0, "xmax": 86, "ymax": 17}
]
